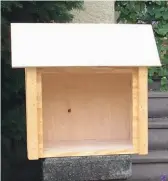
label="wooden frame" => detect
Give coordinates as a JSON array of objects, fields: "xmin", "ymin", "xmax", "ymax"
[
  {"xmin": 25, "ymin": 68, "xmax": 39, "ymax": 159},
  {"xmin": 132, "ymin": 68, "xmax": 138, "ymax": 153},
  {"xmin": 138, "ymin": 67, "xmax": 148, "ymax": 154},
  {"xmin": 37, "ymin": 71, "xmax": 43, "ymax": 158},
  {"xmin": 25, "ymin": 67, "xmax": 148, "ymax": 159}
]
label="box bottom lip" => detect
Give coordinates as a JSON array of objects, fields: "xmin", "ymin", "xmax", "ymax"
[{"xmin": 41, "ymin": 140, "xmax": 135, "ymax": 158}]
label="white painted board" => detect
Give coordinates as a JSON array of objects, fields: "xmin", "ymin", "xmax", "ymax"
[{"xmin": 11, "ymin": 23, "xmax": 161, "ymax": 68}]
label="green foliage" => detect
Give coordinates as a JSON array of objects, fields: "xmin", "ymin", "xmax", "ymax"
[
  {"xmin": 115, "ymin": 1, "xmax": 168, "ymax": 91},
  {"xmin": 2, "ymin": 1, "xmax": 83, "ymax": 107},
  {"xmin": 1, "ymin": 1, "xmax": 84, "ymax": 170},
  {"xmin": 2, "ymin": 0, "xmax": 84, "ymax": 113}
]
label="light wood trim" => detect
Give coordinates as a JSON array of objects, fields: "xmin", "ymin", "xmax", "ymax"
[
  {"xmin": 138, "ymin": 67, "xmax": 148, "ymax": 155},
  {"xmin": 42, "ymin": 141, "xmax": 134, "ymax": 158},
  {"xmin": 25, "ymin": 68, "xmax": 39, "ymax": 159},
  {"xmin": 132, "ymin": 69, "xmax": 138, "ymax": 153},
  {"xmin": 43, "ymin": 149, "xmax": 135, "ymax": 158},
  {"xmin": 37, "ymin": 71, "xmax": 43, "ymax": 157},
  {"xmin": 38, "ymin": 67, "xmax": 133, "ymax": 74}
]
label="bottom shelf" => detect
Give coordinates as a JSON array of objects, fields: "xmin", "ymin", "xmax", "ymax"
[{"xmin": 42, "ymin": 140, "xmax": 134, "ymax": 158}]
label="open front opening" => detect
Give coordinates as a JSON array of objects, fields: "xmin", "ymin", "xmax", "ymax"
[{"xmin": 42, "ymin": 71, "xmax": 133, "ymax": 156}]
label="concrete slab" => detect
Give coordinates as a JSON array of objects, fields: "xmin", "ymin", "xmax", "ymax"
[{"xmin": 42, "ymin": 155, "xmax": 132, "ymax": 181}]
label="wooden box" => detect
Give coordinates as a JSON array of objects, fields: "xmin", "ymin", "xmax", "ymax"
[{"xmin": 11, "ymin": 23, "xmax": 161, "ymax": 160}]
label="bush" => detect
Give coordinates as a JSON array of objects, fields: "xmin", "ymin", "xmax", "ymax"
[{"xmin": 115, "ymin": 1, "xmax": 168, "ymax": 91}]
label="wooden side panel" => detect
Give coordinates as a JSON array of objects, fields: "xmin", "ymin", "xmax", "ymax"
[
  {"xmin": 37, "ymin": 71, "xmax": 43, "ymax": 158},
  {"xmin": 138, "ymin": 67, "xmax": 148, "ymax": 154},
  {"xmin": 132, "ymin": 69, "xmax": 138, "ymax": 153},
  {"xmin": 25, "ymin": 68, "xmax": 39, "ymax": 159}
]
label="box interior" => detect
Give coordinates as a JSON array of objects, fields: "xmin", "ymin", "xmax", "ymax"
[{"xmin": 42, "ymin": 72, "xmax": 132, "ymax": 154}]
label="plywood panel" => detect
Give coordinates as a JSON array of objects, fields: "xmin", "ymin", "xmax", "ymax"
[
  {"xmin": 43, "ymin": 140, "xmax": 134, "ymax": 158},
  {"xmin": 42, "ymin": 72, "xmax": 132, "ymax": 151}
]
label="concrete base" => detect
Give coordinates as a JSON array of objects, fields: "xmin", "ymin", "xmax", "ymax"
[{"xmin": 42, "ymin": 155, "xmax": 132, "ymax": 181}]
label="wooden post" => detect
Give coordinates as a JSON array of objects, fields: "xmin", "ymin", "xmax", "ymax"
[
  {"xmin": 132, "ymin": 68, "xmax": 138, "ymax": 153},
  {"xmin": 25, "ymin": 68, "xmax": 39, "ymax": 159},
  {"xmin": 37, "ymin": 70, "xmax": 43, "ymax": 158},
  {"xmin": 138, "ymin": 67, "xmax": 148, "ymax": 154}
]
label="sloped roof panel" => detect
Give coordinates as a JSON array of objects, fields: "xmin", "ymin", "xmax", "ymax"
[{"xmin": 11, "ymin": 23, "xmax": 161, "ymax": 68}]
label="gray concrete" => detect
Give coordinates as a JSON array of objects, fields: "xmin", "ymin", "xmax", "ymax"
[
  {"xmin": 131, "ymin": 163, "xmax": 168, "ymax": 181},
  {"xmin": 148, "ymin": 92, "xmax": 168, "ymax": 118},
  {"xmin": 148, "ymin": 117, "xmax": 168, "ymax": 129},
  {"xmin": 132, "ymin": 150, "xmax": 168, "ymax": 164},
  {"xmin": 42, "ymin": 155, "xmax": 132, "ymax": 181},
  {"xmin": 148, "ymin": 118, "xmax": 168, "ymax": 150},
  {"xmin": 149, "ymin": 129, "xmax": 168, "ymax": 150}
]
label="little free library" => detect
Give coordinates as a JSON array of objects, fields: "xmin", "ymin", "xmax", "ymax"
[{"xmin": 11, "ymin": 23, "xmax": 161, "ymax": 160}]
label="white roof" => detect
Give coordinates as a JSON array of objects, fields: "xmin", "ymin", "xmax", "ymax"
[{"xmin": 11, "ymin": 23, "xmax": 161, "ymax": 68}]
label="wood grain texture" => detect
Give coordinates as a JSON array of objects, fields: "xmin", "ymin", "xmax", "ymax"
[
  {"xmin": 42, "ymin": 71, "xmax": 133, "ymax": 157},
  {"xmin": 38, "ymin": 67, "xmax": 133, "ymax": 74},
  {"xmin": 37, "ymin": 71, "xmax": 43, "ymax": 157},
  {"xmin": 24, "ymin": 67, "xmax": 146, "ymax": 158},
  {"xmin": 138, "ymin": 67, "xmax": 148, "ymax": 155},
  {"xmin": 132, "ymin": 69, "xmax": 139, "ymax": 153},
  {"xmin": 25, "ymin": 68, "xmax": 39, "ymax": 159},
  {"xmin": 43, "ymin": 140, "xmax": 134, "ymax": 158}
]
